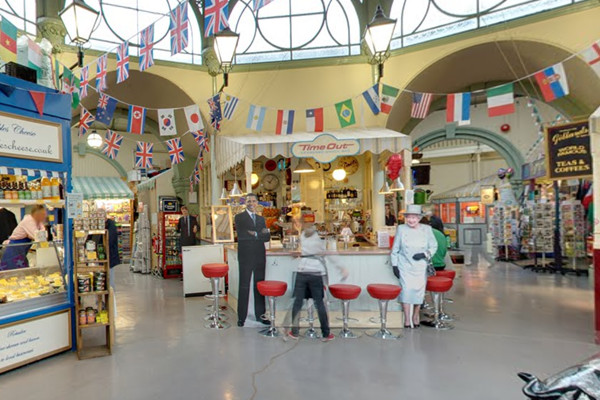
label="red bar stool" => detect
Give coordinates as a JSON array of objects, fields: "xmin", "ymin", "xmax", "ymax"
[
  {"xmin": 366, "ymin": 284, "xmax": 402, "ymax": 340},
  {"xmin": 257, "ymin": 280, "xmax": 288, "ymax": 338},
  {"xmin": 436, "ymin": 270, "xmax": 456, "ymax": 321},
  {"xmin": 329, "ymin": 284, "xmax": 361, "ymax": 338},
  {"xmin": 202, "ymin": 263, "xmax": 229, "ymax": 329},
  {"xmin": 422, "ymin": 276, "xmax": 453, "ymax": 330}
]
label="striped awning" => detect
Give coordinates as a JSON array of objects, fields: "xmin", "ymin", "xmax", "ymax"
[
  {"xmin": 0, "ymin": 167, "xmax": 67, "ymax": 179},
  {"xmin": 216, "ymin": 127, "xmax": 411, "ymax": 176},
  {"xmin": 72, "ymin": 176, "xmax": 133, "ymax": 200}
]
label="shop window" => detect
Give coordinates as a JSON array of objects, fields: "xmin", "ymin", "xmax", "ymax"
[
  {"xmin": 228, "ymin": 0, "xmax": 360, "ymax": 63},
  {"xmin": 389, "ymin": 0, "xmax": 584, "ymax": 50},
  {"xmin": 460, "ymin": 201, "xmax": 485, "ymax": 224},
  {"xmin": 440, "ymin": 203, "xmax": 457, "ymax": 224},
  {"xmin": 84, "ymin": 0, "xmax": 203, "ymax": 65}
]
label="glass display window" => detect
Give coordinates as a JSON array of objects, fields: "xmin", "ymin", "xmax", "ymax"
[
  {"xmin": 440, "ymin": 203, "xmax": 457, "ymax": 224},
  {"xmin": 460, "ymin": 202, "xmax": 485, "ymax": 224}
]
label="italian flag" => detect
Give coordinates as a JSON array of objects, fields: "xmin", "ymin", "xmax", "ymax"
[
  {"xmin": 381, "ymin": 84, "xmax": 400, "ymax": 114},
  {"xmin": 486, "ymin": 83, "xmax": 515, "ymax": 117}
]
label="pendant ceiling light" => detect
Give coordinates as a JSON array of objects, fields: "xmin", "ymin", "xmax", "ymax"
[
  {"xmin": 229, "ymin": 181, "xmax": 243, "ymax": 197},
  {"xmin": 379, "ymin": 181, "xmax": 392, "ymax": 195},
  {"xmin": 220, "ymin": 188, "xmax": 228, "ymax": 200},
  {"xmin": 390, "ymin": 177, "xmax": 405, "ymax": 191},
  {"xmin": 293, "ymin": 159, "xmax": 315, "ymax": 173}
]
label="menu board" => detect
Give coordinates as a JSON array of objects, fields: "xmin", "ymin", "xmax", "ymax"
[{"xmin": 545, "ymin": 121, "xmax": 592, "ymax": 180}]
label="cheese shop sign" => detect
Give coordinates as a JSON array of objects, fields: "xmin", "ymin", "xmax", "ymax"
[
  {"xmin": 291, "ymin": 134, "xmax": 360, "ymax": 163},
  {"xmin": 545, "ymin": 121, "xmax": 592, "ymax": 180}
]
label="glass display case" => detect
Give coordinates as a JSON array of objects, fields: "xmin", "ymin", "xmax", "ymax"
[
  {"xmin": 0, "ymin": 241, "xmax": 68, "ymax": 319},
  {"xmin": 460, "ymin": 202, "xmax": 486, "ymax": 224}
]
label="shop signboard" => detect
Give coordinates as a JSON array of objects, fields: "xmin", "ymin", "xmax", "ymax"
[
  {"xmin": 522, "ymin": 158, "xmax": 546, "ymax": 180},
  {"xmin": 545, "ymin": 121, "xmax": 592, "ymax": 180},
  {"xmin": 0, "ymin": 111, "xmax": 62, "ymax": 163},
  {"xmin": 480, "ymin": 185, "xmax": 495, "ymax": 205},
  {"xmin": 291, "ymin": 134, "xmax": 360, "ymax": 163},
  {"xmin": 0, "ymin": 311, "xmax": 71, "ymax": 374}
]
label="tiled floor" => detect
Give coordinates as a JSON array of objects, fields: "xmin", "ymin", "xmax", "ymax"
[{"xmin": 1, "ymin": 260, "xmax": 597, "ymax": 400}]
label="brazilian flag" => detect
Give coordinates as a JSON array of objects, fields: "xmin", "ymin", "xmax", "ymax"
[{"xmin": 335, "ymin": 99, "xmax": 355, "ymax": 128}]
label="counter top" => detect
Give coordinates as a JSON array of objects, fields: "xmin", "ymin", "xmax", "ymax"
[{"xmin": 225, "ymin": 244, "xmax": 391, "ymax": 256}]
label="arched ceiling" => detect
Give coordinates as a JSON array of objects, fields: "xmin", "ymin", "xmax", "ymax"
[{"xmin": 386, "ymin": 40, "xmax": 600, "ymax": 134}]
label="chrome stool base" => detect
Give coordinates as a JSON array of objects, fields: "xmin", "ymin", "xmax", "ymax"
[
  {"xmin": 366, "ymin": 329, "xmax": 400, "ymax": 340},
  {"xmin": 422, "ymin": 292, "xmax": 454, "ymax": 331},
  {"xmin": 440, "ymin": 312, "xmax": 455, "ymax": 322},
  {"xmin": 259, "ymin": 327, "xmax": 282, "ymax": 338},
  {"xmin": 304, "ymin": 327, "xmax": 321, "ymax": 339},
  {"xmin": 338, "ymin": 329, "xmax": 359, "ymax": 339},
  {"xmin": 422, "ymin": 320, "xmax": 453, "ymax": 330},
  {"xmin": 205, "ymin": 321, "xmax": 230, "ymax": 329},
  {"xmin": 204, "ymin": 313, "xmax": 228, "ymax": 322},
  {"xmin": 205, "ymin": 304, "xmax": 228, "ymax": 311}
]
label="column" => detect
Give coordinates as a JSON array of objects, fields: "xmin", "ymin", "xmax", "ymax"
[
  {"xmin": 210, "ymin": 132, "xmax": 220, "ymax": 204},
  {"xmin": 371, "ymin": 161, "xmax": 385, "ymax": 232},
  {"xmin": 401, "ymin": 149, "xmax": 412, "ymax": 210},
  {"xmin": 245, "ymin": 157, "xmax": 252, "ymax": 194},
  {"xmin": 590, "ymin": 114, "xmax": 600, "ymax": 344}
]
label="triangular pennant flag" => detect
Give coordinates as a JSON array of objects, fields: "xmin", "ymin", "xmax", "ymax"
[
  {"xmin": 0, "ymin": 83, "xmax": 15, "ymax": 97},
  {"xmin": 29, "ymin": 90, "xmax": 45, "ymax": 116}
]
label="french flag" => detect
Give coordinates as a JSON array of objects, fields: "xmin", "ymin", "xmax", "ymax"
[
  {"xmin": 276, "ymin": 109, "xmax": 295, "ymax": 135},
  {"xmin": 534, "ymin": 63, "xmax": 569, "ymax": 102},
  {"xmin": 446, "ymin": 93, "xmax": 471, "ymax": 125}
]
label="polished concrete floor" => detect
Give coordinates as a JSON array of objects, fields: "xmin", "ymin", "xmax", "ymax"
[{"xmin": 1, "ymin": 260, "xmax": 598, "ymax": 400}]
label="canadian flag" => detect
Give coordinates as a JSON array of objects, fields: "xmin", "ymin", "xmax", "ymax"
[{"xmin": 184, "ymin": 104, "xmax": 203, "ymax": 132}]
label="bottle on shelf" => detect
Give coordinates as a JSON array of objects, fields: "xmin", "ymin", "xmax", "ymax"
[
  {"xmin": 51, "ymin": 177, "xmax": 60, "ymax": 201},
  {"xmin": 41, "ymin": 177, "xmax": 52, "ymax": 200}
]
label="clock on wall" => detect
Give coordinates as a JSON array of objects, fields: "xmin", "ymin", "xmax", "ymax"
[
  {"xmin": 337, "ymin": 156, "xmax": 359, "ymax": 175},
  {"xmin": 262, "ymin": 174, "xmax": 280, "ymax": 191}
]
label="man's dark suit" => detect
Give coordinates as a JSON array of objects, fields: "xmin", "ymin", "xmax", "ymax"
[
  {"xmin": 234, "ymin": 210, "xmax": 270, "ymax": 325},
  {"xmin": 177, "ymin": 215, "xmax": 199, "ymax": 247}
]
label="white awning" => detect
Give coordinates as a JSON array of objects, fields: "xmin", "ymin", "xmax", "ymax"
[
  {"xmin": 216, "ymin": 127, "xmax": 411, "ymax": 176},
  {"xmin": 431, "ymin": 174, "xmax": 502, "ymax": 202}
]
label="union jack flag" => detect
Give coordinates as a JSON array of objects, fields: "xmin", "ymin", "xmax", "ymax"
[
  {"xmin": 207, "ymin": 94, "xmax": 222, "ymax": 131},
  {"xmin": 78, "ymin": 107, "xmax": 95, "ymax": 137},
  {"xmin": 96, "ymin": 54, "xmax": 108, "ymax": 91},
  {"xmin": 80, "ymin": 66, "xmax": 90, "ymax": 98},
  {"xmin": 169, "ymin": 2, "xmax": 189, "ymax": 55},
  {"xmin": 116, "ymin": 41, "xmax": 129, "ymax": 83},
  {"xmin": 204, "ymin": 0, "xmax": 229, "ymax": 37},
  {"xmin": 139, "ymin": 24, "xmax": 155, "ymax": 71},
  {"xmin": 101, "ymin": 130, "xmax": 123, "ymax": 160},
  {"xmin": 166, "ymin": 137, "xmax": 185, "ymax": 165},
  {"xmin": 135, "ymin": 142, "xmax": 154, "ymax": 169},
  {"xmin": 191, "ymin": 130, "xmax": 206, "ymax": 147},
  {"xmin": 193, "ymin": 166, "xmax": 200, "ymax": 183}
]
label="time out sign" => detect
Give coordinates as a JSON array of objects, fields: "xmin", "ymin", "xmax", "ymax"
[{"xmin": 291, "ymin": 134, "xmax": 360, "ymax": 163}]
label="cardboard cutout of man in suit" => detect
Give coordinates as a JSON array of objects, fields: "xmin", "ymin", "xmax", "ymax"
[
  {"xmin": 177, "ymin": 205, "xmax": 199, "ymax": 247},
  {"xmin": 234, "ymin": 193, "xmax": 270, "ymax": 326}
]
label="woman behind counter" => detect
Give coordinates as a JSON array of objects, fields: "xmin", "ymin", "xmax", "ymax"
[
  {"xmin": 390, "ymin": 204, "xmax": 437, "ymax": 329},
  {"xmin": 0, "ymin": 205, "xmax": 47, "ymax": 271}
]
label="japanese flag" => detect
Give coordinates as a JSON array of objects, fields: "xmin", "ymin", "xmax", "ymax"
[{"xmin": 184, "ymin": 104, "xmax": 204, "ymax": 132}]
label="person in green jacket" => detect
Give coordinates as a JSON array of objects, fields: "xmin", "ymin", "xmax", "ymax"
[{"xmin": 425, "ymin": 218, "xmax": 448, "ymax": 271}]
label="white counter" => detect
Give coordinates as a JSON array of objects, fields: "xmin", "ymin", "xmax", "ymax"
[{"xmin": 226, "ymin": 246, "xmax": 400, "ymax": 312}]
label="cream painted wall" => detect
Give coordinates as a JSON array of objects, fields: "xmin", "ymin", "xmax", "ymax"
[
  {"xmin": 54, "ymin": 5, "xmax": 600, "ymax": 140},
  {"xmin": 425, "ymin": 153, "xmax": 506, "ymax": 196},
  {"xmin": 71, "ymin": 128, "xmax": 171, "ymax": 177},
  {"xmin": 410, "ymin": 98, "xmax": 558, "ymax": 154}
]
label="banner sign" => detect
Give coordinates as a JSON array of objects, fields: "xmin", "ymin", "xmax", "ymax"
[
  {"xmin": 522, "ymin": 158, "xmax": 547, "ymax": 180},
  {"xmin": 291, "ymin": 134, "xmax": 360, "ymax": 163},
  {"xmin": 0, "ymin": 311, "xmax": 71, "ymax": 373},
  {"xmin": 545, "ymin": 121, "xmax": 592, "ymax": 180},
  {"xmin": 0, "ymin": 111, "xmax": 62, "ymax": 163}
]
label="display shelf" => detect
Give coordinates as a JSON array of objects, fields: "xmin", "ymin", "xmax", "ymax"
[
  {"xmin": 491, "ymin": 205, "xmax": 520, "ymax": 261},
  {"xmin": 0, "ymin": 199, "xmax": 65, "ymax": 208},
  {"xmin": 73, "ymin": 229, "xmax": 112, "ymax": 360},
  {"xmin": 561, "ymin": 201, "xmax": 586, "ymax": 259}
]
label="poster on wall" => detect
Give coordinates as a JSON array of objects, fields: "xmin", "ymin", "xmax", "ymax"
[
  {"xmin": 545, "ymin": 121, "xmax": 592, "ymax": 180},
  {"xmin": 66, "ymin": 192, "xmax": 83, "ymax": 219},
  {"xmin": 0, "ymin": 111, "xmax": 62, "ymax": 163},
  {"xmin": 480, "ymin": 185, "xmax": 495, "ymax": 205}
]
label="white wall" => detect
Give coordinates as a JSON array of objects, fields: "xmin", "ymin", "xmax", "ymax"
[
  {"xmin": 410, "ymin": 98, "xmax": 560, "ymax": 155},
  {"xmin": 71, "ymin": 129, "xmax": 171, "ymax": 177}
]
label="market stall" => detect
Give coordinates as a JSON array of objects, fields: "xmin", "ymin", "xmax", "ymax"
[
  {"xmin": 72, "ymin": 177, "xmax": 134, "ymax": 263},
  {"xmin": 0, "ymin": 74, "xmax": 73, "ymax": 373}
]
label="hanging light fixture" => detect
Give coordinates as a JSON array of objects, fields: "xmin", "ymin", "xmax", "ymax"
[
  {"xmin": 293, "ymin": 159, "xmax": 315, "ymax": 173},
  {"xmin": 363, "ymin": 5, "xmax": 397, "ymax": 82},
  {"xmin": 379, "ymin": 181, "xmax": 392, "ymax": 195},
  {"xmin": 390, "ymin": 177, "xmax": 405, "ymax": 191},
  {"xmin": 229, "ymin": 182, "xmax": 243, "ymax": 197},
  {"xmin": 59, "ymin": 0, "xmax": 100, "ymax": 67},
  {"xmin": 220, "ymin": 188, "xmax": 228, "ymax": 200},
  {"xmin": 332, "ymin": 168, "xmax": 346, "ymax": 181},
  {"xmin": 87, "ymin": 130, "xmax": 102, "ymax": 148},
  {"xmin": 213, "ymin": 27, "xmax": 240, "ymax": 87}
]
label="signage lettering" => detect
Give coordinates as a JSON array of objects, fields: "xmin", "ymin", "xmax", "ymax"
[
  {"xmin": 0, "ymin": 112, "xmax": 62, "ymax": 163},
  {"xmin": 291, "ymin": 134, "xmax": 360, "ymax": 163},
  {"xmin": 545, "ymin": 121, "xmax": 592, "ymax": 180}
]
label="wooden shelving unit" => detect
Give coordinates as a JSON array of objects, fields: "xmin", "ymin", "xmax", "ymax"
[{"xmin": 73, "ymin": 229, "xmax": 112, "ymax": 360}]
